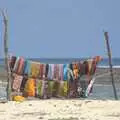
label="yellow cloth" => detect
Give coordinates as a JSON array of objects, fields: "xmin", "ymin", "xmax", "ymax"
[
  {"xmin": 24, "ymin": 78, "xmax": 35, "ymax": 97},
  {"xmin": 30, "ymin": 62, "xmax": 40, "ymax": 78},
  {"xmin": 58, "ymin": 81, "xmax": 68, "ymax": 97},
  {"xmin": 13, "ymin": 96, "xmax": 25, "ymax": 102}
]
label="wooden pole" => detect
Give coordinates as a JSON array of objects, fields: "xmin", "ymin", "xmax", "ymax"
[
  {"xmin": 104, "ymin": 32, "xmax": 118, "ymax": 100},
  {"xmin": 1, "ymin": 9, "xmax": 12, "ymax": 101}
]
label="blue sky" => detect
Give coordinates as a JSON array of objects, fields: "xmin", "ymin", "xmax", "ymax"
[{"xmin": 0, "ymin": 0, "xmax": 120, "ymax": 58}]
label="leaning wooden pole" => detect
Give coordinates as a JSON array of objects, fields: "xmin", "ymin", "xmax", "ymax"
[
  {"xmin": 104, "ymin": 32, "xmax": 118, "ymax": 100},
  {"xmin": 1, "ymin": 9, "xmax": 12, "ymax": 101}
]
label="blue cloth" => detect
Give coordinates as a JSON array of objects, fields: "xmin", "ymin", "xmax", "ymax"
[
  {"xmin": 24, "ymin": 60, "xmax": 30, "ymax": 74},
  {"xmin": 63, "ymin": 64, "xmax": 68, "ymax": 80}
]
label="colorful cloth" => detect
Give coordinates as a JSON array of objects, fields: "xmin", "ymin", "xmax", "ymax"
[
  {"xmin": 29, "ymin": 61, "xmax": 40, "ymax": 78},
  {"xmin": 59, "ymin": 64, "xmax": 64, "ymax": 80},
  {"xmin": 36, "ymin": 80, "xmax": 43, "ymax": 97},
  {"xmin": 13, "ymin": 57, "xmax": 20, "ymax": 73},
  {"xmin": 63, "ymin": 64, "xmax": 68, "ymax": 80},
  {"xmin": 24, "ymin": 60, "xmax": 31, "ymax": 75},
  {"xmin": 48, "ymin": 64, "xmax": 52, "ymax": 80},
  {"xmin": 12, "ymin": 74, "xmax": 23, "ymax": 91},
  {"xmin": 17, "ymin": 57, "xmax": 25, "ymax": 75},
  {"xmin": 9, "ymin": 56, "xmax": 16, "ymax": 71},
  {"xmin": 58, "ymin": 81, "xmax": 68, "ymax": 97},
  {"xmin": 24, "ymin": 78, "xmax": 35, "ymax": 97}
]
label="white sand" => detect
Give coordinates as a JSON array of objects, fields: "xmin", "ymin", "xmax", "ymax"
[{"xmin": 0, "ymin": 100, "xmax": 120, "ymax": 120}]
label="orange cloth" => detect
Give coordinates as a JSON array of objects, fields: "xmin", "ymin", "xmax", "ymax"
[{"xmin": 25, "ymin": 78, "xmax": 35, "ymax": 97}]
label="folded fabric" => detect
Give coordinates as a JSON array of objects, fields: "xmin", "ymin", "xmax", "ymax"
[{"xmin": 12, "ymin": 74, "xmax": 23, "ymax": 91}]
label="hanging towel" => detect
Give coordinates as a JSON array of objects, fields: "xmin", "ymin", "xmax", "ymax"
[
  {"xmin": 58, "ymin": 81, "xmax": 68, "ymax": 97},
  {"xmin": 36, "ymin": 79, "xmax": 43, "ymax": 97},
  {"xmin": 67, "ymin": 64, "xmax": 74, "ymax": 81},
  {"xmin": 53, "ymin": 64, "xmax": 57, "ymax": 80},
  {"xmin": 17, "ymin": 57, "xmax": 25, "ymax": 75},
  {"xmin": 20, "ymin": 74, "xmax": 28, "ymax": 92},
  {"xmin": 63, "ymin": 64, "xmax": 68, "ymax": 80},
  {"xmin": 10, "ymin": 56, "xmax": 16, "ymax": 71},
  {"xmin": 24, "ymin": 78, "xmax": 35, "ymax": 97},
  {"xmin": 48, "ymin": 80, "xmax": 55, "ymax": 97},
  {"xmin": 13, "ymin": 57, "xmax": 20, "ymax": 73},
  {"xmin": 87, "ymin": 59, "xmax": 93, "ymax": 75},
  {"xmin": 39, "ymin": 64, "xmax": 44, "ymax": 79},
  {"xmin": 43, "ymin": 64, "xmax": 46, "ymax": 78},
  {"xmin": 29, "ymin": 61, "xmax": 40, "ymax": 78},
  {"xmin": 12, "ymin": 74, "xmax": 23, "ymax": 91},
  {"xmin": 48, "ymin": 64, "xmax": 52, "ymax": 80},
  {"xmin": 45, "ymin": 64, "xmax": 49, "ymax": 78},
  {"xmin": 24, "ymin": 60, "xmax": 31, "ymax": 75},
  {"xmin": 51, "ymin": 64, "xmax": 54, "ymax": 80},
  {"xmin": 59, "ymin": 64, "xmax": 64, "ymax": 81}
]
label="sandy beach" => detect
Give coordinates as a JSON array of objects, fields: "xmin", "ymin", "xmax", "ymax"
[
  {"xmin": 0, "ymin": 68, "xmax": 120, "ymax": 120},
  {"xmin": 0, "ymin": 100, "xmax": 120, "ymax": 120}
]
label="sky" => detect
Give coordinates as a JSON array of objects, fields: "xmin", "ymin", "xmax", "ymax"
[{"xmin": 0, "ymin": 0, "xmax": 120, "ymax": 58}]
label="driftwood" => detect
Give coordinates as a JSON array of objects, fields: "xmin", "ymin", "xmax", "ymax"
[
  {"xmin": 0, "ymin": 9, "xmax": 12, "ymax": 101},
  {"xmin": 104, "ymin": 32, "xmax": 118, "ymax": 100}
]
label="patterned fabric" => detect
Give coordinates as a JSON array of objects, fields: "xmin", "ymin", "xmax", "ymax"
[
  {"xmin": 72, "ymin": 62, "xmax": 79, "ymax": 80},
  {"xmin": 36, "ymin": 80, "xmax": 43, "ymax": 97},
  {"xmin": 47, "ymin": 80, "xmax": 55, "ymax": 97},
  {"xmin": 59, "ymin": 64, "xmax": 64, "ymax": 80},
  {"xmin": 20, "ymin": 75, "xmax": 28, "ymax": 92},
  {"xmin": 59, "ymin": 81, "xmax": 68, "ymax": 97},
  {"xmin": 12, "ymin": 74, "xmax": 23, "ymax": 91},
  {"xmin": 29, "ymin": 62, "xmax": 40, "ymax": 78},
  {"xmin": 39, "ymin": 64, "xmax": 44, "ymax": 79},
  {"xmin": 48, "ymin": 64, "xmax": 52, "ymax": 80},
  {"xmin": 17, "ymin": 57, "xmax": 25, "ymax": 75}
]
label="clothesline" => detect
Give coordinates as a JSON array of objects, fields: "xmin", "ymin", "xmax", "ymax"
[{"xmin": 8, "ymin": 55, "xmax": 102, "ymax": 99}]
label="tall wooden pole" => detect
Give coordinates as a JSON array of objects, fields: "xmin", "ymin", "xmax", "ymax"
[
  {"xmin": 1, "ymin": 9, "xmax": 12, "ymax": 101},
  {"xmin": 104, "ymin": 32, "xmax": 118, "ymax": 100}
]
